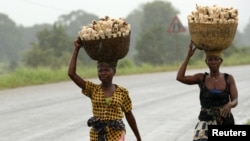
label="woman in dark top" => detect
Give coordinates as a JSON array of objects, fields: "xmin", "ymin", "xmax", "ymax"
[{"xmin": 176, "ymin": 41, "xmax": 238, "ymax": 141}]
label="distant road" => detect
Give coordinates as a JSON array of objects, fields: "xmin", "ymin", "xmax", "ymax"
[{"xmin": 0, "ymin": 65, "xmax": 249, "ymax": 141}]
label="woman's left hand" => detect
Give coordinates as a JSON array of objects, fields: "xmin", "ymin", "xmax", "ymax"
[{"xmin": 221, "ymin": 102, "xmax": 232, "ymax": 117}]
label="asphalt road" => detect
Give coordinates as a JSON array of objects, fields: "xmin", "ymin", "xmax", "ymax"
[{"xmin": 0, "ymin": 65, "xmax": 250, "ymax": 141}]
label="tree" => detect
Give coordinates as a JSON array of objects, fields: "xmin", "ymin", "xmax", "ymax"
[
  {"xmin": 0, "ymin": 13, "xmax": 54, "ymax": 70},
  {"xmin": 241, "ymin": 19, "xmax": 250, "ymax": 47},
  {"xmin": 57, "ymin": 10, "xmax": 99, "ymax": 38},
  {"xmin": 56, "ymin": 10, "xmax": 100, "ymax": 65},
  {"xmin": 126, "ymin": 7, "xmax": 144, "ymax": 58},
  {"xmin": 133, "ymin": 0, "xmax": 186, "ymax": 65},
  {"xmin": 0, "ymin": 13, "xmax": 23, "ymax": 64},
  {"xmin": 135, "ymin": 25, "xmax": 168, "ymax": 65},
  {"xmin": 23, "ymin": 24, "xmax": 72, "ymax": 68}
]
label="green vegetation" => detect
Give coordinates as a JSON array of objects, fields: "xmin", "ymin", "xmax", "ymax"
[
  {"xmin": 247, "ymin": 120, "xmax": 250, "ymax": 125},
  {"xmin": 0, "ymin": 63, "xmax": 176, "ymax": 90},
  {"xmin": 1, "ymin": 52, "xmax": 249, "ymax": 90},
  {"xmin": 0, "ymin": 67, "xmax": 69, "ymax": 89}
]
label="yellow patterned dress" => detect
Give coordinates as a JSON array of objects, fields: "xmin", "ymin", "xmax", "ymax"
[{"xmin": 82, "ymin": 81, "xmax": 132, "ymax": 141}]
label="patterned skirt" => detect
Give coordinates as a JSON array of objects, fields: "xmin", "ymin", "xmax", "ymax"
[
  {"xmin": 118, "ymin": 132, "xmax": 125, "ymax": 141},
  {"xmin": 193, "ymin": 120, "xmax": 217, "ymax": 141}
]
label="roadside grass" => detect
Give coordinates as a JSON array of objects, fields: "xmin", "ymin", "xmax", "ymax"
[
  {"xmin": 247, "ymin": 120, "xmax": 250, "ymax": 125},
  {"xmin": 0, "ymin": 62, "xmax": 199, "ymax": 90},
  {"xmin": 0, "ymin": 67, "xmax": 67, "ymax": 89},
  {"xmin": 0, "ymin": 52, "xmax": 249, "ymax": 90}
]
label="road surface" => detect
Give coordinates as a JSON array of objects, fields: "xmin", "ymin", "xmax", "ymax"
[{"xmin": 0, "ymin": 65, "xmax": 249, "ymax": 141}]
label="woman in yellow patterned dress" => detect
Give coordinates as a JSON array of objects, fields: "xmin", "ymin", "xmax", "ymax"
[{"xmin": 68, "ymin": 37, "xmax": 141, "ymax": 141}]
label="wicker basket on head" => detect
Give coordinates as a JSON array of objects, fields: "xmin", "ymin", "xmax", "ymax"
[
  {"xmin": 188, "ymin": 22, "xmax": 238, "ymax": 51},
  {"xmin": 81, "ymin": 33, "xmax": 130, "ymax": 61}
]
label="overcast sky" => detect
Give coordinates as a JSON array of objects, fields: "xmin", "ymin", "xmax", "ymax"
[{"xmin": 0, "ymin": 0, "xmax": 248, "ymax": 32}]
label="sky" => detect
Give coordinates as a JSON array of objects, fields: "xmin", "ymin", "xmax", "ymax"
[{"xmin": 0, "ymin": 0, "xmax": 248, "ymax": 32}]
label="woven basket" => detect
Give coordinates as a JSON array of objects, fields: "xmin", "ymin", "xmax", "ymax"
[
  {"xmin": 81, "ymin": 33, "xmax": 130, "ymax": 61},
  {"xmin": 188, "ymin": 22, "xmax": 237, "ymax": 51}
]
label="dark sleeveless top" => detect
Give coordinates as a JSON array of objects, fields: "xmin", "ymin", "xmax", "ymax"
[
  {"xmin": 199, "ymin": 72, "xmax": 230, "ymax": 108},
  {"xmin": 198, "ymin": 72, "xmax": 234, "ymax": 125}
]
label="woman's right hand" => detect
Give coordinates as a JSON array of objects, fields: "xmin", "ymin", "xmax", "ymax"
[
  {"xmin": 187, "ymin": 40, "xmax": 196, "ymax": 58},
  {"xmin": 74, "ymin": 37, "xmax": 82, "ymax": 49}
]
